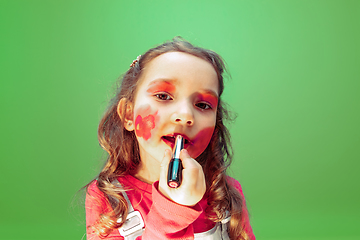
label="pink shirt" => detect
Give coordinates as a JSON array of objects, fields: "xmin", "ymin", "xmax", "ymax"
[{"xmin": 86, "ymin": 175, "xmax": 255, "ymax": 239}]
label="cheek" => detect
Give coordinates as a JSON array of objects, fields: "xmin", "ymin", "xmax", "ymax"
[
  {"xmin": 188, "ymin": 126, "xmax": 215, "ymax": 158},
  {"xmin": 134, "ymin": 105, "xmax": 159, "ymax": 141}
]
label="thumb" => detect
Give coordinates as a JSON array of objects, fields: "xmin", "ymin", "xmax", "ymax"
[{"xmin": 159, "ymin": 149, "xmax": 172, "ymax": 184}]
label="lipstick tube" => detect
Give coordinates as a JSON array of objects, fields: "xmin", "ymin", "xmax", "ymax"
[{"xmin": 167, "ymin": 135, "xmax": 184, "ymax": 188}]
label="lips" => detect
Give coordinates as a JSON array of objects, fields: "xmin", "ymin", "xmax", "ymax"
[{"xmin": 161, "ymin": 134, "xmax": 191, "ymax": 149}]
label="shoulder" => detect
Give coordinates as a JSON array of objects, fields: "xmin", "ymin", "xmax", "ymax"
[
  {"xmin": 226, "ymin": 176, "xmax": 244, "ymax": 196},
  {"xmin": 226, "ymin": 177, "xmax": 256, "ymax": 239},
  {"xmin": 87, "ymin": 180, "xmax": 102, "ymax": 196},
  {"xmin": 85, "ymin": 179, "xmax": 113, "ymax": 213},
  {"xmin": 86, "ymin": 180, "xmax": 107, "ymax": 205}
]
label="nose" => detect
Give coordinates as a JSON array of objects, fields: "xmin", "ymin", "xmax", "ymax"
[{"xmin": 171, "ymin": 102, "xmax": 194, "ymax": 126}]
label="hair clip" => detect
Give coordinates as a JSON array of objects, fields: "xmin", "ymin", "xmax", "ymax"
[{"xmin": 130, "ymin": 55, "xmax": 141, "ymax": 68}]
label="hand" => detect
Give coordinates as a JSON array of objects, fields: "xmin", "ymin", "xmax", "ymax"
[{"xmin": 158, "ymin": 149, "xmax": 206, "ymax": 206}]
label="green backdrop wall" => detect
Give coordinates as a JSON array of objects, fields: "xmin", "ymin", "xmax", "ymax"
[{"xmin": 1, "ymin": 0, "xmax": 359, "ymax": 239}]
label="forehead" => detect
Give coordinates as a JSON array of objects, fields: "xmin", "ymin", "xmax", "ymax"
[{"xmin": 138, "ymin": 52, "xmax": 219, "ymax": 95}]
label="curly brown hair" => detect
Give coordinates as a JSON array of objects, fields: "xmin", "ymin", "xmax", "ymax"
[{"xmin": 87, "ymin": 37, "xmax": 248, "ymax": 239}]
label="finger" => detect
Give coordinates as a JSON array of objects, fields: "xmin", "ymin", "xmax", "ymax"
[
  {"xmin": 159, "ymin": 149, "xmax": 172, "ymax": 183},
  {"xmin": 180, "ymin": 149, "xmax": 199, "ymax": 169},
  {"xmin": 179, "ymin": 149, "xmax": 203, "ymax": 187}
]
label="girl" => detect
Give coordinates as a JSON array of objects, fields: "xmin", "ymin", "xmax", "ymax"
[{"xmin": 86, "ymin": 38, "xmax": 255, "ymax": 240}]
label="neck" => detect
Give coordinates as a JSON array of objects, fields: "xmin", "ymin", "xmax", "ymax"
[{"xmin": 134, "ymin": 156, "xmax": 161, "ymax": 184}]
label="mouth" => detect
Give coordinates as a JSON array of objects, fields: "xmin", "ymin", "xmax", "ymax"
[{"xmin": 161, "ymin": 134, "xmax": 192, "ymax": 148}]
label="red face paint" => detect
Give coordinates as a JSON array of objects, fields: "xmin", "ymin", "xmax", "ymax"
[
  {"xmin": 197, "ymin": 92, "xmax": 218, "ymax": 109},
  {"xmin": 134, "ymin": 105, "xmax": 159, "ymax": 141},
  {"xmin": 188, "ymin": 126, "xmax": 215, "ymax": 158},
  {"xmin": 146, "ymin": 80, "xmax": 176, "ymax": 94}
]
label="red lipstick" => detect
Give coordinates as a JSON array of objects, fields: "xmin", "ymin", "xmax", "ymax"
[
  {"xmin": 167, "ymin": 135, "xmax": 184, "ymax": 188},
  {"xmin": 162, "ymin": 133, "xmax": 191, "ymax": 149}
]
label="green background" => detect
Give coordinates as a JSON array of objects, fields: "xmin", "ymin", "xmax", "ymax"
[{"xmin": 1, "ymin": 0, "xmax": 359, "ymax": 239}]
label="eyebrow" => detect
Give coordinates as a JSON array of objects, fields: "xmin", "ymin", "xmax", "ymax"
[{"xmin": 147, "ymin": 78, "xmax": 177, "ymax": 86}]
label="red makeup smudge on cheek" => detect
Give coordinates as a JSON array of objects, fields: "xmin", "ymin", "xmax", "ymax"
[
  {"xmin": 188, "ymin": 126, "xmax": 215, "ymax": 158},
  {"xmin": 134, "ymin": 105, "xmax": 159, "ymax": 141}
]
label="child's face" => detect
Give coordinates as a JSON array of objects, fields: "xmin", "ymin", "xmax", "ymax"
[{"xmin": 132, "ymin": 51, "xmax": 219, "ymax": 164}]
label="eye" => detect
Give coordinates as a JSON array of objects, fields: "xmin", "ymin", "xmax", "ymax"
[
  {"xmin": 196, "ymin": 102, "xmax": 212, "ymax": 110},
  {"xmin": 155, "ymin": 93, "xmax": 172, "ymax": 101}
]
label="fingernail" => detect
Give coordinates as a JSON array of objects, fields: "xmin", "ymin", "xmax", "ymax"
[{"xmin": 181, "ymin": 149, "xmax": 188, "ymax": 155}]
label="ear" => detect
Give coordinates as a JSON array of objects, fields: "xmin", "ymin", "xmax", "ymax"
[{"xmin": 117, "ymin": 98, "xmax": 135, "ymax": 131}]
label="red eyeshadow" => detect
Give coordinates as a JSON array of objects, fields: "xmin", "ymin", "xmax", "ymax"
[
  {"xmin": 197, "ymin": 93, "xmax": 218, "ymax": 108},
  {"xmin": 146, "ymin": 81, "xmax": 176, "ymax": 93}
]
